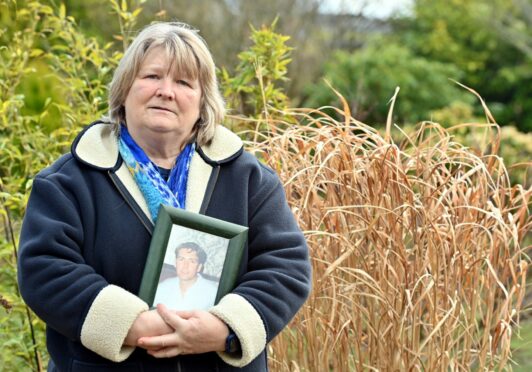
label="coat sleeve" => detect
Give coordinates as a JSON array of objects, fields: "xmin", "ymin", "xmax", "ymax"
[
  {"xmin": 17, "ymin": 175, "xmax": 148, "ymax": 362},
  {"xmin": 210, "ymin": 163, "xmax": 312, "ymax": 366}
]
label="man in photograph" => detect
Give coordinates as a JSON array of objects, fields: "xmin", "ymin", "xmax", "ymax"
[{"xmin": 153, "ymin": 242, "xmax": 218, "ymax": 311}]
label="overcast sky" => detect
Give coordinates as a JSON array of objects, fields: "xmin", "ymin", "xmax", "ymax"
[{"xmin": 321, "ymin": 0, "xmax": 414, "ymax": 18}]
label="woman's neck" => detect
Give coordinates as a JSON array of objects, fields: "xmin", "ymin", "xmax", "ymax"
[
  {"xmin": 148, "ymin": 154, "xmax": 177, "ymax": 169},
  {"xmin": 129, "ymin": 130, "xmax": 187, "ymax": 168}
]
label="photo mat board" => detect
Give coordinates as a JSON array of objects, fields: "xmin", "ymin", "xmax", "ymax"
[{"xmin": 138, "ymin": 205, "xmax": 248, "ymax": 310}]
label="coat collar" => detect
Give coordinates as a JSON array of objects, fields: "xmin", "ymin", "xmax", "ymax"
[
  {"xmin": 72, "ymin": 121, "xmax": 243, "ymax": 169},
  {"xmin": 72, "ymin": 121, "xmax": 243, "ymax": 220}
]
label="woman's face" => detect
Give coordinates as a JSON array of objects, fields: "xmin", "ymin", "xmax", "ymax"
[{"xmin": 124, "ymin": 46, "xmax": 202, "ymax": 147}]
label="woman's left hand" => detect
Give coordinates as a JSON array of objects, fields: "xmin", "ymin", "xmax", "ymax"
[{"xmin": 137, "ymin": 303, "xmax": 229, "ymax": 357}]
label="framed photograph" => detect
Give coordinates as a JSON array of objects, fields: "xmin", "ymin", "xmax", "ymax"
[{"xmin": 138, "ymin": 205, "xmax": 248, "ymax": 311}]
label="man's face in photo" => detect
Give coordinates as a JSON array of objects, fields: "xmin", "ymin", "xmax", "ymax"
[{"xmin": 176, "ymin": 248, "xmax": 202, "ymax": 281}]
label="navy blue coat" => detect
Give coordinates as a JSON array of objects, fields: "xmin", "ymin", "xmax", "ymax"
[{"xmin": 18, "ymin": 122, "xmax": 311, "ymax": 371}]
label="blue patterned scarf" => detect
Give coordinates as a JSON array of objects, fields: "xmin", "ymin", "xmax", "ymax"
[{"xmin": 118, "ymin": 125, "xmax": 195, "ymax": 222}]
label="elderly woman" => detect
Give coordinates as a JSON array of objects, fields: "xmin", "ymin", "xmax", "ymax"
[{"xmin": 18, "ymin": 22, "xmax": 311, "ymax": 371}]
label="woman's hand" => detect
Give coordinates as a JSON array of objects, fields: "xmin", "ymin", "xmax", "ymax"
[
  {"xmin": 124, "ymin": 309, "xmax": 174, "ymax": 346},
  {"xmin": 137, "ymin": 303, "xmax": 230, "ymax": 358}
]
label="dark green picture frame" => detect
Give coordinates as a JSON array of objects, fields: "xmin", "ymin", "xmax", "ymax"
[{"xmin": 138, "ymin": 205, "xmax": 248, "ymax": 309}]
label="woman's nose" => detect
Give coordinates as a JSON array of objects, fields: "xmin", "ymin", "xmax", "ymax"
[{"xmin": 156, "ymin": 78, "xmax": 175, "ymax": 99}]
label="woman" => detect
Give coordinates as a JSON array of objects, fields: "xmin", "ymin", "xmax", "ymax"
[{"xmin": 18, "ymin": 22, "xmax": 311, "ymax": 371}]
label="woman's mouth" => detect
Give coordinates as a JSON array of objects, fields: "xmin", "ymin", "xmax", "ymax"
[{"xmin": 149, "ymin": 106, "xmax": 175, "ymax": 114}]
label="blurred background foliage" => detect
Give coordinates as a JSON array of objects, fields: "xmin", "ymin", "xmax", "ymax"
[
  {"xmin": 0, "ymin": 0, "xmax": 530, "ymax": 122},
  {"xmin": 0, "ymin": 0, "xmax": 530, "ymax": 370},
  {"xmin": 3, "ymin": 0, "xmax": 531, "ymax": 132},
  {"xmin": 1, "ymin": 0, "xmax": 529, "ymax": 185}
]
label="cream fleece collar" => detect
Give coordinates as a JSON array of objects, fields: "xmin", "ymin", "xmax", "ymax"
[{"xmin": 72, "ymin": 121, "xmax": 243, "ymax": 169}]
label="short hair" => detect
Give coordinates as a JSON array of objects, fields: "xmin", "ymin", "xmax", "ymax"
[
  {"xmin": 107, "ymin": 22, "xmax": 225, "ymax": 146},
  {"xmin": 174, "ymin": 242, "xmax": 207, "ymax": 265}
]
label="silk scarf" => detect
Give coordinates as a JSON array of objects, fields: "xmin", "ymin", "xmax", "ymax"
[{"xmin": 118, "ymin": 125, "xmax": 195, "ymax": 222}]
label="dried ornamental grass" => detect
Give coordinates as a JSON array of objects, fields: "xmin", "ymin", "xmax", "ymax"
[{"xmin": 241, "ymin": 101, "xmax": 530, "ymax": 371}]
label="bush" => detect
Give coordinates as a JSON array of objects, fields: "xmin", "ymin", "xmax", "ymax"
[
  {"xmin": 304, "ymin": 40, "xmax": 474, "ymax": 125},
  {"xmin": 0, "ymin": 1, "xmax": 140, "ymax": 369},
  {"xmin": 243, "ymin": 104, "xmax": 529, "ymax": 370}
]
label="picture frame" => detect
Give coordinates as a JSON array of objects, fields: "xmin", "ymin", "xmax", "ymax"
[{"xmin": 138, "ymin": 205, "xmax": 248, "ymax": 311}]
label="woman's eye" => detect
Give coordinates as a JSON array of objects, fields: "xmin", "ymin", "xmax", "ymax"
[
  {"xmin": 177, "ymin": 79, "xmax": 191, "ymax": 87},
  {"xmin": 145, "ymin": 74, "xmax": 159, "ymax": 79}
]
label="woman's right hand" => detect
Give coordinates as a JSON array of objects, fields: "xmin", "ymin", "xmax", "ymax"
[{"xmin": 124, "ymin": 309, "xmax": 174, "ymax": 346}]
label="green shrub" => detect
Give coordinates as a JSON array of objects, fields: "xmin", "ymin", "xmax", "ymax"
[
  {"xmin": 220, "ymin": 19, "xmax": 293, "ymax": 137},
  {"xmin": 304, "ymin": 40, "xmax": 475, "ymax": 125},
  {"xmin": 0, "ymin": 1, "xmax": 143, "ymax": 369}
]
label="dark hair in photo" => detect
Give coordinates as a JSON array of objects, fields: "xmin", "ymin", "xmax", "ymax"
[{"xmin": 174, "ymin": 241, "xmax": 207, "ymax": 265}]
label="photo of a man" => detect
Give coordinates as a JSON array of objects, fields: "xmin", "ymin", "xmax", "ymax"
[{"xmin": 153, "ymin": 242, "xmax": 218, "ymax": 311}]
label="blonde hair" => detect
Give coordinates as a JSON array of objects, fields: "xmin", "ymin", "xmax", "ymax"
[{"xmin": 107, "ymin": 22, "xmax": 225, "ymax": 146}]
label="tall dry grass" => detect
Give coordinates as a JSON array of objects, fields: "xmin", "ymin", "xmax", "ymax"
[{"xmin": 240, "ymin": 100, "xmax": 530, "ymax": 371}]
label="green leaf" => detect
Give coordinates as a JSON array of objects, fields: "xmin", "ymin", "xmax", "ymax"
[{"xmin": 29, "ymin": 49, "xmax": 44, "ymax": 58}]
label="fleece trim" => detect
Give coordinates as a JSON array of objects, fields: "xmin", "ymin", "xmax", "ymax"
[
  {"xmin": 114, "ymin": 163, "xmax": 153, "ymax": 223},
  {"xmin": 74, "ymin": 123, "xmax": 118, "ymax": 169},
  {"xmin": 200, "ymin": 125, "xmax": 243, "ymax": 163},
  {"xmin": 185, "ymin": 152, "xmax": 212, "ymax": 213},
  {"xmin": 80, "ymin": 285, "xmax": 149, "ymax": 362},
  {"xmin": 209, "ymin": 294, "xmax": 267, "ymax": 367}
]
